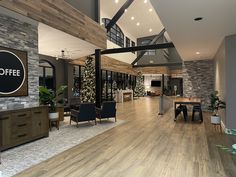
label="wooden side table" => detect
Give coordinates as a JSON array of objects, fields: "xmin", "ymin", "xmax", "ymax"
[
  {"xmin": 56, "ymin": 107, "xmax": 64, "ymax": 121},
  {"xmin": 49, "ymin": 118, "xmax": 59, "ymax": 131}
]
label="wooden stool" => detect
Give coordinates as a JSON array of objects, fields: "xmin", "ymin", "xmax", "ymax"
[{"xmin": 49, "ymin": 118, "xmax": 59, "ymax": 131}]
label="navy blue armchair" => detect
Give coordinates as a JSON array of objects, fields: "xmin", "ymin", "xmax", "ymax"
[
  {"xmin": 96, "ymin": 101, "xmax": 117, "ymax": 123},
  {"xmin": 70, "ymin": 103, "xmax": 96, "ymax": 127}
]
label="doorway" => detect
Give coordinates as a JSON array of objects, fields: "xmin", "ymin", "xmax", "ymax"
[{"xmin": 39, "ymin": 60, "xmax": 56, "ymax": 90}]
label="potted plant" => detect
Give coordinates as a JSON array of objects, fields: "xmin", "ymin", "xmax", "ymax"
[
  {"xmin": 208, "ymin": 91, "xmax": 226, "ymax": 124},
  {"xmin": 39, "ymin": 85, "xmax": 67, "ymax": 120}
]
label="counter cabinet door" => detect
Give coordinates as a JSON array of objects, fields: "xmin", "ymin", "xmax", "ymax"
[
  {"xmin": 0, "ymin": 114, "xmax": 11, "ymax": 149},
  {"xmin": 31, "ymin": 107, "xmax": 49, "ymax": 137}
]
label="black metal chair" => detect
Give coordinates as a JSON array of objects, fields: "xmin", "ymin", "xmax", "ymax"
[
  {"xmin": 70, "ymin": 103, "xmax": 96, "ymax": 127},
  {"xmin": 96, "ymin": 101, "xmax": 117, "ymax": 123},
  {"xmin": 192, "ymin": 105, "xmax": 203, "ymax": 122},
  {"xmin": 61, "ymin": 98, "xmax": 80, "ymax": 116},
  {"xmin": 175, "ymin": 104, "xmax": 188, "ymax": 121}
]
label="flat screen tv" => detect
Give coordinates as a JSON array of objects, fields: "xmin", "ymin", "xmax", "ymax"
[{"xmin": 151, "ymin": 80, "xmax": 161, "ymax": 87}]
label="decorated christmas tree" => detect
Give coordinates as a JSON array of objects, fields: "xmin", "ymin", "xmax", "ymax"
[
  {"xmin": 80, "ymin": 56, "xmax": 96, "ymax": 103},
  {"xmin": 134, "ymin": 72, "xmax": 145, "ymax": 97}
]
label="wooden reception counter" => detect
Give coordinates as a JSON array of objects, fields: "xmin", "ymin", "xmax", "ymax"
[
  {"xmin": 117, "ymin": 90, "xmax": 134, "ymax": 103},
  {"xmin": 0, "ymin": 106, "xmax": 49, "ymax": 151}
]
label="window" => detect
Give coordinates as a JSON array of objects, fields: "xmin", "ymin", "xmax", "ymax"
[
  {"xmin": 39, "ymin": 60, "xmax": 55, "ymax": 91},
  {"xmin": 102, "ymin": 18, "xmax": 124, "ymax": 47},
  {"xmin": 73, "ymin": 65, "xmax": 84, "ymax": 97},
  {"xmin": 131, "ymin": 41, "xmax": 135, "ymax": 53},
  {"xmin": 126, "ymin": 37, "xmax": 130, "ymax": 47},
  {"xmin": 141, "ymin": 39, "xmax": 156, "ymax": 55}
]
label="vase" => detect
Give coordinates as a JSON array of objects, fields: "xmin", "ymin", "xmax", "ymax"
[
  {"xmin": 211, "ymin": 115, "xmax": 221, "ymax": 124},
  {"xmin": 49, "ymin": 112, "xmax": 59, "ymax": 120}
]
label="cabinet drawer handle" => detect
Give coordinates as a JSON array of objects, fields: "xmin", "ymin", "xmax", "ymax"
[
  {"xmin": 18, "ymin": 134, "xmax": 27, "ymax": 138},
  {"xmin": 18, "ymin": 123, "xmax": 27, "ymax": 127},
  {"xmin": 0, "ymin": 116, "xmax": 9, "ymax": 120},
  {"xmin": 34, "ymin": 111, "xmax": 42, "ymax": 114},
  {"xmin": 18, "ymin": 114, "xmax": 27, "ymax": 117}
]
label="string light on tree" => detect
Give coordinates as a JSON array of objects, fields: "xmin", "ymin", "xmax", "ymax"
[{"xmin": 80, "ymin": 56, "xmax": 96, "ymax": 103}]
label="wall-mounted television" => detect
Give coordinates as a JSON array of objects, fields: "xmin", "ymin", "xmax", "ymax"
[{"xmin": 151, "ymin": 80, "xmax": 161, "ymax": 87}]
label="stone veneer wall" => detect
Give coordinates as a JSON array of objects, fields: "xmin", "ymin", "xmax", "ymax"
[
  {"xmin": 183, "ymin": 60, "xmax": 214, "ymax": 109},
  {"xmin": 0, "ymin": 12, "xmax": 39, "ymax": 107}
]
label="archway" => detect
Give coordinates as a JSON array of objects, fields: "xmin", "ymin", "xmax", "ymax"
[{"xmin": 39, "ymin": 59, "xmax": 56, "ymax": 90}]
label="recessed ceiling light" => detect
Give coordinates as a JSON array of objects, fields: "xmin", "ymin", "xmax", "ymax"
[
  {"xmin": 194, "ymin": 17, "xmax": 203, "ymax": 21},
  {"xmin": 131, "ymin": 16, "xmax": 134, "ymax": 20},
  {"xmin": 136, "ymin": 22, "xmax": 140, "ymax": 26},
  {"xmin": 149, "ymin": 28, "xmax": 152, "ymax": 32},
  {"xmin": 149, "ymin": 60, "xmax": 154, "ymax": 63},
  {"xmin": 115, "ymin": 0, "xmax": 119, "ymax": 3},
  {"xmin": 149, "ymin": 8, "xmax": 153, "ymax": 12},
  {"xmin": 125, "ymin": 9, "xmax": 128, "ymax": 12},
  {"xmin": 144, "ymin": 0, "xmax": 148, "ymax": 3},
  {"xmin": 196, "ymin": 52, "xmax": 200, "ymax": 55}
]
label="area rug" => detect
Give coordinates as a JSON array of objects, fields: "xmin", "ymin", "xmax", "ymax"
[{"xmin": 0, "ymin": 118, "xmax": 124, "ymax": 177}]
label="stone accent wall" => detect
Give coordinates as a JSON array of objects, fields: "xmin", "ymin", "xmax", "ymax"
[
  {"xmin": 183, "ymin": 60, "xmax": 214, "ymax": 109},
  {"xmin": 0, "ymin": 13, "xmax": 39, "ymax": 107}
]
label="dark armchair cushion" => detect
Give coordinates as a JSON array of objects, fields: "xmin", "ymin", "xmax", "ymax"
[
  {"xmin": 97, "ymin": 101, "xmax": 116, "ymax": 119},
  {"xmin": 70, "ymin": 103, "xmax": 96, "ymax": 123},
  {"xmin": 69, "ymin": 97, "xmax": 81, "ymax": 110}
]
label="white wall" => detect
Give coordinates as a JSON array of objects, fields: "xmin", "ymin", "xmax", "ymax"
[
  {"xmin": 144, "ymin": 74, "xmax": 162, "ymax": 92},
  {"xmin": 214, "ymin": 34, "xmax": 236, "ymax": 129},
  {"xmin": 214, "ymin": 41, "xmax": 226, "ymax": 101},
  {"xmin": 225, "ymin": 34, "xmax": 236, "ymax": 129},
  {"xmin": 214, "ymin": 40, "xmax": 226, "ymax": 125},
  {"xmin": 100, "ymin": 11, "xmax": 137, "ymax": 64}
]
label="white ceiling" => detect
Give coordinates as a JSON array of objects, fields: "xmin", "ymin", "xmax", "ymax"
[
  {"xmin": 38, "ymin": 23, "xmax": 97, "ymax": 60},
  {"xmin": 100, "ymin": 0, "xmax": 167, "ymax": 39},
  {"xmin": 150, "ymin": 0, "xmax": 236, "ymax": 61}
]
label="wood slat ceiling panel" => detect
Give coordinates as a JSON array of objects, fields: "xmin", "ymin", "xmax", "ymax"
[
  {"xmin": 135, "ymin": 67, "xmax": 170, "ymax": 74},
  {"xmin": 0, "ymin": 0, "xmax": 107, "ymax": 49},
  {"xmin": 72, "ymin": 56, "xmax": 138, "ymax": 75},
  {"xmin": 71, "ymin": 56, "xmax": 171, "ymax": 75}
]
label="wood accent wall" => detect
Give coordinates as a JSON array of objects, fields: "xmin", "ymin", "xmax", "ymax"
[
  {"xmin": 71, "ymin": 56, "xmax": 172, "ymax": 75},
  {"xmin": 0, "ymin": 0, "xmax": 107, "ymax": 49},
  {"xmin": 71, "ymin": 56, "xmax": 138, "ymax": 75},
  {"xmin": 170, "ymin": 69, "xmax": 183, "ymax": 77},
  {"xmin": 135, "ymin": 67, "xmax": 170, "ymax": 75}
]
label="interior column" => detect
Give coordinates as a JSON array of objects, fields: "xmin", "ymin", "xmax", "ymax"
[{"xmin": 95, "ymin": 49, "xmax": 102, "ymax": 108}]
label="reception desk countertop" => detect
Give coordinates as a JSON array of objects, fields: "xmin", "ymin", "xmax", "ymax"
[
  {"xmin": 117, "ymin": 90, "xmax": 133, "ymax": 103},
  {"xmin": 0, "ymin": 105, "xmax": 46, "ymax": 114}
]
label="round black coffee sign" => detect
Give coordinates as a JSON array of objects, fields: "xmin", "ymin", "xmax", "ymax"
[{"xmin": 0, "ymin": 50, "xmax": 25, "ymax": 94}]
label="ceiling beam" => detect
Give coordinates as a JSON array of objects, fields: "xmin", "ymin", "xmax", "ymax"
[
  {"xmin": 101, "ymin": 42, "xmax": 174, "ymax": 55},
  {"xmin": 133, "ymin": 62, "xmax": 182, "ymax": 68},
  {"xmin": 131, "ymin": 28, "xmax": 166, "ymax": 65},
  {"xmin": 106, "ymin": 0, "xmax": 134, "ymax": 32},
  {"xmin": 163, "ymin": 49, "xmax": 169, "ymax": 60}
]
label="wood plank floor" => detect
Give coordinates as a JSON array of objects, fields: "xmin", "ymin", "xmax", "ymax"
[{"xmin": 14, "ymin": 97, "xmax": 236, "ymax": 177}]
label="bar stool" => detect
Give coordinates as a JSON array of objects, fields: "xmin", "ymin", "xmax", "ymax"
[
  {"xmin": 192, "ymin": 105, "xmax": 203, "ymax": 122},
  {"xmin": 175, "ymin": 104, "xmax": 188, "ymax": 121}
]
